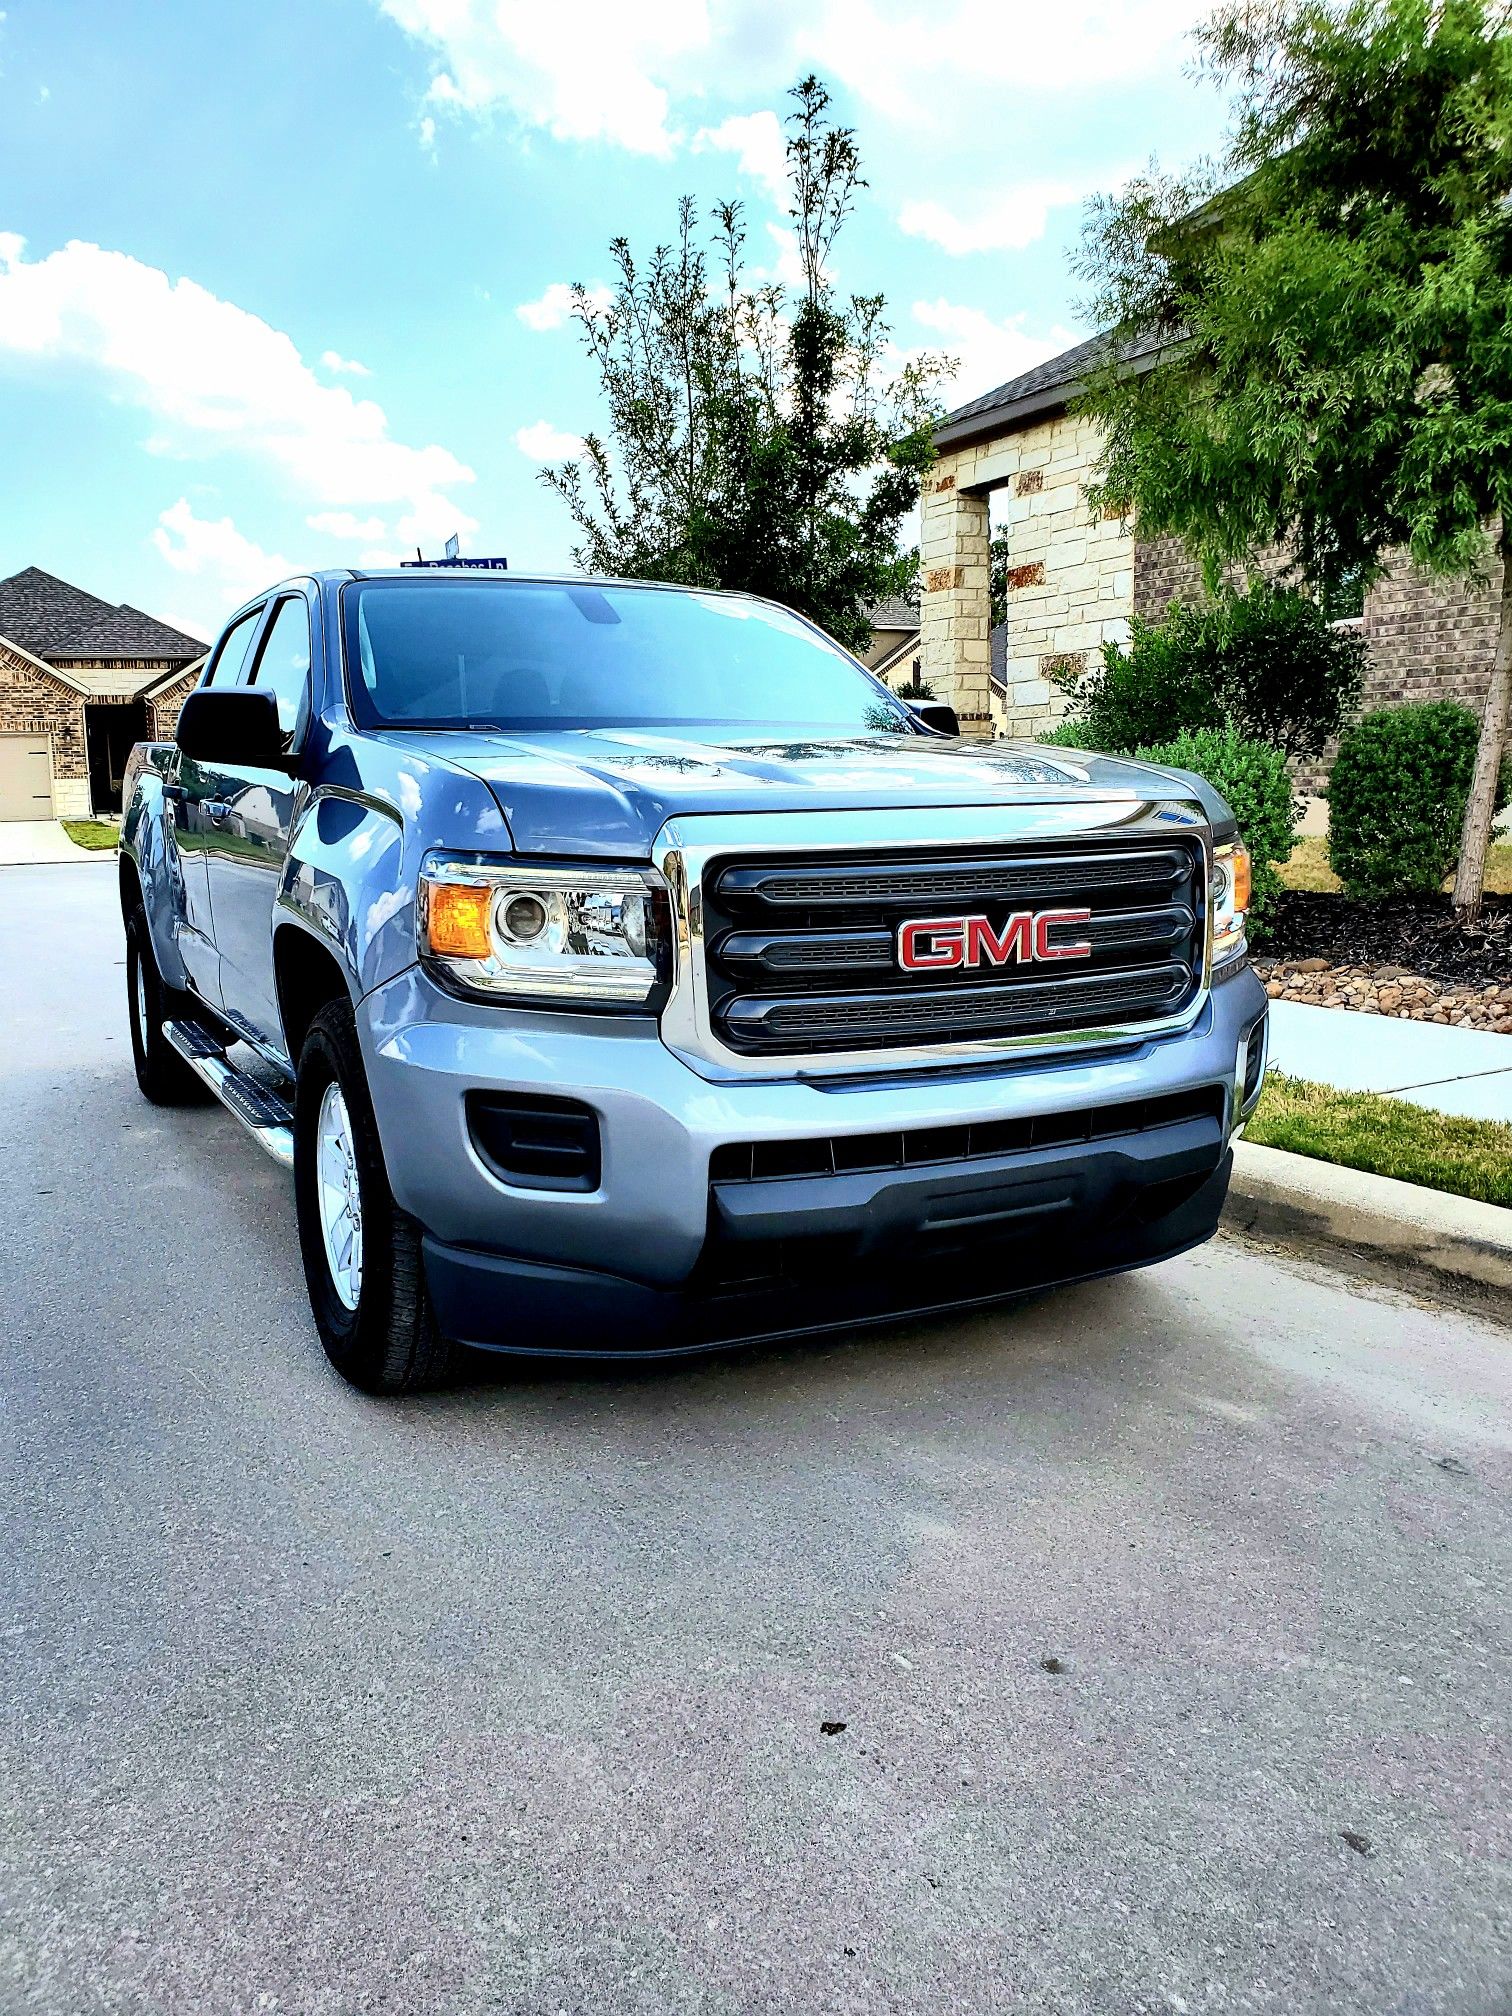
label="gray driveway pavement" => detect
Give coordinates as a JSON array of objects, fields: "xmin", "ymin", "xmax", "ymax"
[{"xmin": 2, "ymin": 864, "xmax": 1509, "ymax": 2016}]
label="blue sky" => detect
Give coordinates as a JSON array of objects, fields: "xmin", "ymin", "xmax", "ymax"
[{"xmin": 0, "ymin": 0, "xmax": 1226, "ymax": 645}]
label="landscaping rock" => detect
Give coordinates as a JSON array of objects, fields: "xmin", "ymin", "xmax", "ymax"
[{"xmin": 1252, "ymin": 956, "xmax": 1512, "ymax": 1032}]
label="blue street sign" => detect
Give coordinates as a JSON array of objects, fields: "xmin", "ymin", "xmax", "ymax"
[{"xmin": 400, "ymin": 556, "xmax": 510, "ymax": 570}]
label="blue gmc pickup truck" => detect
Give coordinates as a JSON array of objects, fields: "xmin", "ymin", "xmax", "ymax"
[{"xmin": 121, "ymin": 569, "xmax": 1268, "ymax": 1393}]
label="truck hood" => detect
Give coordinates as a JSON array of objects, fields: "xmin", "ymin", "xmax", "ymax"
[{"xmin": 379, "ymin": 726, "xmax": 1233, "ymax": 859}]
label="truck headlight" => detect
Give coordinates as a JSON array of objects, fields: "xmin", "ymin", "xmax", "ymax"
[
  {"xmin": 1210, "ymin": 839, "xmax": 1251, "ymax": 965},
  {"xmin": 419, "ymin": 856, "xmax": 673, "ymax": 1005}
]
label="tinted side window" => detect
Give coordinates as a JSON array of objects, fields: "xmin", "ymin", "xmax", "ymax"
[
  {"xmin": 206, "ymin": 608, "xmax": 263, "ymax": 687},
  {"xmin": 249, "ymin": 596, "xmax": 311, "ymax": 732}
]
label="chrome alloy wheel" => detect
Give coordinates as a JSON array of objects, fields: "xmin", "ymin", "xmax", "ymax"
[
  {"xmin": 316, "ymin": 1080, "xmax": 364, "ymax": 1311},
  {"xmin": 134, "ymin": 948, "xmax": 149, "ymax": 1044}
]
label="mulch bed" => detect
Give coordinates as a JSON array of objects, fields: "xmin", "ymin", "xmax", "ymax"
[
  {"xmin": 1252, "ymin": 891, "xmax": 1512, "ymax": 1033},
  {"xmin": 1262, "ymin": 890, "xmax": 1512, "ymax": 989}
]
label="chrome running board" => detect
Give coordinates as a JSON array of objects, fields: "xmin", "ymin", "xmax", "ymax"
[{"xmin": 164, "ymin": 1019, "xmax": 295, "ymax": 1168}]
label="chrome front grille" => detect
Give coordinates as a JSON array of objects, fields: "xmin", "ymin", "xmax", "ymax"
[{"xmin": 700, "ymin": 838, "xmax": 1208, "ymax": 1058}]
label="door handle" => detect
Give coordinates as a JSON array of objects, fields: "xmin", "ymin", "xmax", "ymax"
[{"xmin": 205, "ymin": 800, "xmax": 232, "ymax": 826}]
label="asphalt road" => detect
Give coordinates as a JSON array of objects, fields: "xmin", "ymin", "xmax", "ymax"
[{"xmin": 3, "ymin": 862, "xmax": 1509, "ymax": 2016}]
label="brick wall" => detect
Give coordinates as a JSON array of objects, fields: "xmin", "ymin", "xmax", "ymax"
[
  {"xmin": 147, "ymin": 664, "xmax": 203, "ymax": 741},
  {"xmin": 1, "ymin": 646, "xmax": 205, "ymax": 816},
  {"xmin": 0, "ymin": 641, "xmax": 89, "ymax": 813},
  {"xmin": 1134, "ymin": 533, "xmax": 1502, "ymax": 794}
]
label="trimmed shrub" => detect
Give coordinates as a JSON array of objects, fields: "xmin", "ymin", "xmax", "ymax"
[
  {"xmin": 1061, "ymin": 582, "xmax": 1364, "ymax": 759},
  {"xmin": 1134, "ymin": 727, "xmax": 1297, "ymax": 937},
  {"xmin": 1036, "ymin": 719, "xmax": 1095, "ymax": 748},
  {"xmin": 1061, "ymin": 609, "xmax": 1226, "ymax": 754},
  {"xmin": 1327, "ymin": 701, "xmax": 1512, "ymax": 899}
]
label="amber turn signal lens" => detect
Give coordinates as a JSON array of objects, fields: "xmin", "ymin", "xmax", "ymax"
[
  {"xmin": 427, "ymin": 883, "xmax": 493, "ymax": 960},
  {"xmin": 1229, "ymin": 841, "xmax": 1252, "ymax": 915}
]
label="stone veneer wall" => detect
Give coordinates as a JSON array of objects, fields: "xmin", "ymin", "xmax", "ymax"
[
  {"xmin": 922, "ymin": 410, "xmax": 1133, "ymax": 740},
  {"xmin": 1134, "ymin": 534, "xmax": 1502, "ymax": 794},
  {"xmin": 919, "ymin": 478, "xmax": 993, "ymax": 736}
]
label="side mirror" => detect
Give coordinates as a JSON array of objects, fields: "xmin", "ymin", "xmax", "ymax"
[
  {"xmin": 176, "ymin": 688, "xmax": 291, "ymax": 768},
  {"xmin": 909, "ymin": 700, "xmax": 960, "ymax": 737}
]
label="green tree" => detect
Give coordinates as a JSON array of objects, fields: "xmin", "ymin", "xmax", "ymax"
[
  {"xmin": 989, "ymin": 524, "xmax": 1013, "ymax": 630},
  {"xmin": 541, "ymin": 77, "xmax": 953, "ymax": 655},
  {"xmin": 1077, "ymin": 0, "xmax": 1512, "ymax": 919}
]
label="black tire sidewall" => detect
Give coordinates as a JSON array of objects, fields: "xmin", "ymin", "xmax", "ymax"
[
  {"xmin": 126, "ymin": 905, "xmax": 206, "ymax": 1103},
  {"xmin": 293, "ymin": 1001, "xmax": 434, "ymax": 1393},
  {"xmin": 125, "ymin": 916, "xmax": 154, "ymax": 1084}
]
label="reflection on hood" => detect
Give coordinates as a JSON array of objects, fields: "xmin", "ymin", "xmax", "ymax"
[{"xmin": 376, "ymin": 722, "xmax": 1222, "ymax": 860}]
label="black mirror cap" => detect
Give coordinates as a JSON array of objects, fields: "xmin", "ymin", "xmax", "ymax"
[
  {"xmin": 910, "ymin": 700, "xmax": 961, "ymax": 737},
  {"xmin": 176, "ymin": 687, "xmax": 290, "ymax": 766}
]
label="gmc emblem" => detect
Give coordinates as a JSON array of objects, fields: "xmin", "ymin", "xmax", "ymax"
[{"xmin": 896, "ymin": 909, "xmax": 1093, "ymax": 972}]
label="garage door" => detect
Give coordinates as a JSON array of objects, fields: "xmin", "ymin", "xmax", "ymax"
[{"xmin": 0, "ymin": 736, "xmax": 54, "ymax": 820}]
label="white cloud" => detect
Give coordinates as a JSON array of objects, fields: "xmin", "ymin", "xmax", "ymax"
[
  {"xmin": 516, "ymin": 280, "xmax": 613, "ymax": 332},
  {"xmin": 515, "ymin": 420, "xmax": 584, "ymax": 462},
  {"xmin": 320, "ymin": 348, "xmax": 372, "ymax": 376},
  {"xmin": 694, "ymin": 109, "xmax": 788, "ymax": 204},
  {"xmin": 307, "ymin": 510, "xmax": 387, "ymax": 541},
  {"xmin": 418, "ymin": 113, "xmax": 436, "ymax": 152},
  {"xmin": 909, "ymin": 300, "xmax": 1079, "ymax": 405},
  {"xmin": 0, "ymin": 234, "xmax": 477, "ymax": 556},
  {"xmin": 757, "ymin": 223, "xmax": 810, "ymax": 291},
  {"xmin": 899, "ymin": 182, "xmax": 1085, "ymax": 256},
  {"xmin": 378, "ymin": 0, "xmax": 706, "ymax": 156},
  {"xmin": 374, "ymin": 0, "xmax": 1207, "ymax": 156},
  {"xmin": 152, "ymin": 500, "xmax": 295, "ymax": 616}
]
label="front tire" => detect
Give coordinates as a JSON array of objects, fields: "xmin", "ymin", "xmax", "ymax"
[
  {"xmin": 293, "ymin": 998, "xmax": 455, "ymax": 1395},
  {"xmin": 126, "ymin": 905, "xmax": 212, "ymax": 1106}
]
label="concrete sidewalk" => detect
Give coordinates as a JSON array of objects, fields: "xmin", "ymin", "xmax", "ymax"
[
  {"xmin": 1268, "ymin": 996, "xmax": 1512, "ymax": 1122},
  {"xmin": 0, "ymin": 820, "xmax": 112, "ymax": 866}
]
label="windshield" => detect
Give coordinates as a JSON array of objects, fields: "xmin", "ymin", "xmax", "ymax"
[{"xmin": 342, "ymin": 578, "xmax": 913, "ymax": 735}]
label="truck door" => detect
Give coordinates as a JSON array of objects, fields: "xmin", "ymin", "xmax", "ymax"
[
  {"xmin": 201, "ymin": 592, "xmax": 312, "ymax": 1059},
  {"xmin": 171, "ymin": 603, "xmax": 266, "ymax": 1006}
]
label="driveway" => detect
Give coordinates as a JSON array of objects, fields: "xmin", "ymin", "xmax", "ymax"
[
  {"xmin": 0, "ymin": 819, "xmax": 107, "ymax": 866},
  {"xmin": 3, "ymin": 865, "xmax": 1509, "ymax": 2016}
]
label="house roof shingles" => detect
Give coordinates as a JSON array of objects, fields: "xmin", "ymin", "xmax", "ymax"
[
  {"xmin": 866, "ymin": 595, "xmax": 920, "ymax": 634},
  {"xmin": 51, "ymin": 604, "xmax": 208, "ymax": 659},
  {"xmin": 0, "ymin": 565, "xmax": 205, "ymax": 663},
  {"xmin": 935, "ymin": 327, "xmax": 1167, "ymax": 448}
]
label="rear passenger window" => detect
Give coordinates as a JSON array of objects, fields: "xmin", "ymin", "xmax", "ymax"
[
  {"xmin": 206, "ymin": 608, "xmax": 263, "ymax": 687},
  {"xmin": 250, "ymin": 597, "xmax": 312, "ymax": 732}
]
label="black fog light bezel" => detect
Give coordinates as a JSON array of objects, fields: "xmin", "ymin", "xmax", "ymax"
[{"xmin": 467, "ymin": 1092, "xmax": 603, "ymax": 1193}]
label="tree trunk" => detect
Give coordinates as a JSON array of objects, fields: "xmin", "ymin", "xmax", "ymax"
[{"xmin": 1451, "ymin": 520, "xmax": 1512, "ymax": 924}]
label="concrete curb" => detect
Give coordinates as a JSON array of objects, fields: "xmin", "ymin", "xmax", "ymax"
[{"xmin": 1224, "ymin": 1140, "xmax": 1512, "ymax": 1312}]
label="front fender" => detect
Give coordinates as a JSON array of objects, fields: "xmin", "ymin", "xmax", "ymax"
[
  {"xmin": 278, "ymin": 790, "xmax": 414, "ymax": 1000},
  {"xmin": 277, "ymin": 727, "xmax": 515, "ymax": 1001}
]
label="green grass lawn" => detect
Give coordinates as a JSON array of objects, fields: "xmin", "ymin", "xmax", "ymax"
[
  {"xmin": 1278, "ymin": 834, "xmax": 1512, "ymax": 896},
  {"xmin": 60, "ymin": 819, "xmax": 120, "ymax": 851},
  {"xmin": 1247, "ymin": 1071, "xmax": 1512, "ymax": 1208}
]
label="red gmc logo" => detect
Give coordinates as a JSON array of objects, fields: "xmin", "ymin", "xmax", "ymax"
[{"xmin": 896, "ymin": 909, "xmax": 1094, "ymax": 971}]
